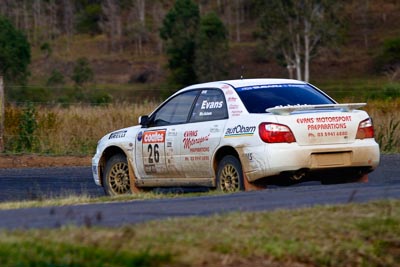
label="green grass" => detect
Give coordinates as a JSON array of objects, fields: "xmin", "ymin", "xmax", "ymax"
[
  {"xmin": 0, "ymin": 190, "xmax": 219, "ymax": 210},
  {"xmin": 0, "ymin": 200, "xmax": 399, "ymax": 266}
]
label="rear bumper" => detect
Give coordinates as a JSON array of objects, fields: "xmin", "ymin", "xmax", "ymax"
[{"xmin": 247, "ymin": 139, "xmax": 380, "ymax": 182}]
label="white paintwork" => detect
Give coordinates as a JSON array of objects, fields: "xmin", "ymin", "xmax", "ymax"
[{"xmin": 92, "ymin": 79, "xmax": 380, "ymax": 189}]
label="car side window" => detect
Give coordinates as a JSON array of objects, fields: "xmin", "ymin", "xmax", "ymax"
[
  {"xmin": 189, "ymin": 89, "xmax": 228, "ymax": 123},
  {"xmin": 150, "ymin": 90, "xmax": 199, "ymax": 127}
]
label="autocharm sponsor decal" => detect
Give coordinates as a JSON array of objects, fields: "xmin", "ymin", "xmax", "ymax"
[{"xmin": 224, "ymin": 125, "xmax": 256, "ymax": 138}]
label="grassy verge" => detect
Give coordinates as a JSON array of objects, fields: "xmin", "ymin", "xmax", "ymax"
[
  {"xmin": 0, "ymin": 200, "xmax": 399, "ymax": 266},
  {"xmin": 0, "ymin": 190, "xmax": 216, "ymax": 210}
]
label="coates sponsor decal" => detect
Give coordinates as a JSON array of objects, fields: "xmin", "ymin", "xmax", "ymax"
[
  {"xmin": 224, "ymin": 125, "xmax": 256, "ymax": 138},
  {"xmin": 183, "ymin": 130, "xmax": 210, "ymax": 152},
  {"xmin": 143, "ymin": 130, "xmax": 166, "ymax": 143},
  {"xmin": 109, "ymin": 130, "xmax": 127, "ymax": 139}
]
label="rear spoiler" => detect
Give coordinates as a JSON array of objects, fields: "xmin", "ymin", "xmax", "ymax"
[{"xmin": 266, "ymin": 103, "xmax": 367, "ymax": 115}]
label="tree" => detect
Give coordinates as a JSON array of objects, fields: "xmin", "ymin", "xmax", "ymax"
[
  {"xmin": 0, "ymin": 15, "xmax": 31, "ymax": 151},
  {"xmin": 71, "ymin": 57, "xmax": 94, "ymax": 86},
  {"xmin": 195, "ymin": 12, "xmax": 229, "ymax": 82},
  {"xmin": 375, "ymin": 37, "xmax": 400, "ymax": 80},
  {"xmin": 126, "ymin": 0, "xmax": 147, "ymax": 55},
  {"xmin": 258, "ymin": 0, "xmax": 344, "ymax": 82},
  {"xmin": 101, "ymin": 0, "xmax": 122, "ymax": 52},
  {"xmin": 0, "ymin": 15, "xmax": 31, "ymax": 83},
  {"xmin": 160, "ymin": 0, "xmax": 200, "ymax": 88},
  {"xmin": 75, "ymin": 2, "xmax": 102, "ymax": 35}
]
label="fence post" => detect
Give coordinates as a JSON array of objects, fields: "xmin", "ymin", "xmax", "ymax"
[{"xmin": 0, "ymin": 75, "xmax": 4, "ymax": 152}]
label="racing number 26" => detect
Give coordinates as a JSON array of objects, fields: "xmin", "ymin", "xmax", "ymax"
[{"xmin": 147, "ymin": 144, "xmax": 159, "ymax": 163}]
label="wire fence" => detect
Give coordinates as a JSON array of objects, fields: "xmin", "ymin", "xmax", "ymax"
[
  {"xmin": 4, "ymin": 84, "xmax": 169, "ymax": 107},
  {"xmin": 5, "ymin": 82, "xmax": 400, "ymax": 106}
]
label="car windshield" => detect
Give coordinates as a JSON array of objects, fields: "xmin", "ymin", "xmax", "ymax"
[{"xmin": 236, "ymin": 83, "xmax": 335, "ymax": 113}]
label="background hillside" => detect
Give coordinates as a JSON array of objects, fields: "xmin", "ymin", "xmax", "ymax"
[
  {"xmin": 1, "ymin": 0, "xmax": 400, "ymax": 102},
  {"xmin": 1, "ymin": 0, "xmax": 400, "ymax": 156}
]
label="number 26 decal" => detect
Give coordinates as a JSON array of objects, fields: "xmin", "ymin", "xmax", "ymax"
[{"xmin": 148, "ymin": 144, "xmax": 160, "ymax": 163}]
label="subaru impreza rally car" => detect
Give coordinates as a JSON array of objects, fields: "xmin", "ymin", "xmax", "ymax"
[{"xmin": 92, "ymin": 79, "xmax": 380, "ymax": 195}]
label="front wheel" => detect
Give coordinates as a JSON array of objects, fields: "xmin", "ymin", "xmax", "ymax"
[
  {"xmin": 103, "ymin": 154, "xmax": 131, "ymax": 196},
  {"xmin": 216, "ymin": 155, "xmax": 244, "ymax": 192}
]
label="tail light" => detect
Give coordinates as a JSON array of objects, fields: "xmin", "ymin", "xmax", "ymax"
[
  {"xmin": 356, "ymin": 118, "xmax": 374, "ymax": 139},
  {"xmin": 259, "ymin": 122, "xmax": 296, "ymax": 143}
]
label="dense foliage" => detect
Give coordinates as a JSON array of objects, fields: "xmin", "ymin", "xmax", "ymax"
[
  {"xmin": 0, "ymin": 15, "xmax": 30, "ymax": 83},
  {"xmin": 195, "ymin": 12, "xmax": 229, "ymax": 82},
  {"xmin": 160, "ymin": 0, "xmax": 200, "ymax": 88},
  {"xmin": 375, "ymin": 37, "xmax": 400, "ymax": 73}
]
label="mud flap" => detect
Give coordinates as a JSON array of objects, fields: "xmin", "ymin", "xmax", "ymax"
[
  {"xmin": 243, "ymin": 173, "xmax": 266, "ymax": 191},
  {"xmin": 355, "ymin": 174, "xmax": 369, "ymax": 183},
  {"xmin": 128, "ymin": 161, "xmax": 141, "ymax": 193}
]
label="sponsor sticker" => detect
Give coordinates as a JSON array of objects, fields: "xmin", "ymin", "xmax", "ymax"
[
  {"xmin": 236, "ymin": 83, "xmax": 307, "ymax": 92},
  {"xmin": 137, "ymin": 131, "xmax": 143, "ymax": 142},
  {"xmin": 143, "ymin": 130, "xmax": 166, "ymax": 143},
  {"xmin": 183, "ymin": 130, "xmax": 210, "ymax": 152},
  {"xmin": 296, "ymin": 115, "xmax": 351, "ymax": 138},
  {"xmin": 225, "ymin": 125, "xmax": 256, "ymax": 138},
  {"xmin": 229, "ymin": 104, "xmax": 239, "ymax": 110},
  {"xmin": 109, "ymin": 130, "xmax": 127, "ymax": 139},
  {"xmin": 201, "ymin": 100, "xmax": 223, "ymax": 109}
]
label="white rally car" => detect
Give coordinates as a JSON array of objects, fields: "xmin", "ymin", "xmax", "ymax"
[{"xmin": 92, "ymin": 79, "xmax": 380, "ymax": 195}]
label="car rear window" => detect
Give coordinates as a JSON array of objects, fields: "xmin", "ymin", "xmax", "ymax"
[{"xmin": 235, "ymin": 83, "xmax": 335, "ymax": 113}]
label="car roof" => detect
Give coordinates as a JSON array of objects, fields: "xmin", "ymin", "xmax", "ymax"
[{"xmin": 183, "ymin": 78, "xmax": 306, "ymax": 91}]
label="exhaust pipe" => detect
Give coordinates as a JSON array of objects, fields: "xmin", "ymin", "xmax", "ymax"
[{"xmin": 290, "ymin": 169, "xmax": 307, "ymax": 181}]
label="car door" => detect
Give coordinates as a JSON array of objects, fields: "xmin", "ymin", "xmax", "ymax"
[
  {"xmin": 179, "ymin": 89, "xmax": 228, "ymax": 178},
  {"xmin": 135, "ymin": 90, "xmax": 199, "ymax": 179}
]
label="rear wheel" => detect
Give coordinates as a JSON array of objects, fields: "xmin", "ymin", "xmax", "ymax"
[
  {"xmin": 103, "ymin": 154, "xmax": 131, "ymax": 196},
  {"xmin": 216, "ymin": 155, "xmax": 244, "ymax": 192}
]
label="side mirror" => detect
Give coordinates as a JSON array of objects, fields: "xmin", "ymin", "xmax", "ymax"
[{"xmin": 138, "ymin": 115, "xmax": 149, "ymax": 127}]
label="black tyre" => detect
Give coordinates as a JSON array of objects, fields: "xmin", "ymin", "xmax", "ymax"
[
  {"xmin": 103, "ymin": 154, "xmax": 131, "ymax": 196},
  {"xmin": 216, "ymin": 155, "xmax": 244, "ymax": 192}
]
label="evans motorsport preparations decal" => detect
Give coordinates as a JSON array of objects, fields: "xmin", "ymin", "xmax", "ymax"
[
  {"xmin": 224, "ymin": 125, "xmax": 256, "ymax": 138},
  {"xmin": 296, "ymin": 115, "xmax": 352, "ymax": 138}
]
